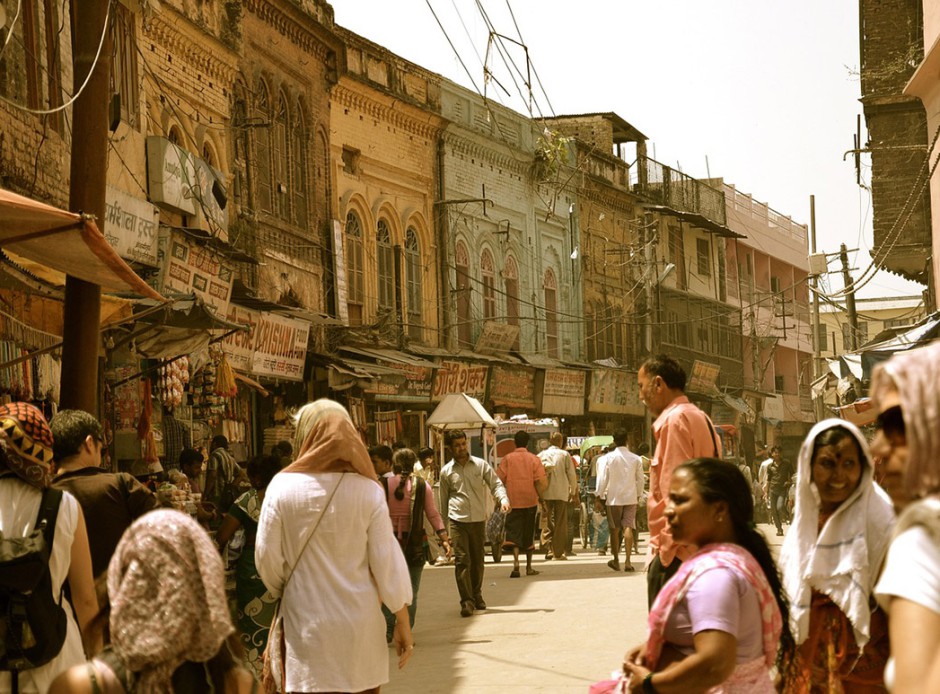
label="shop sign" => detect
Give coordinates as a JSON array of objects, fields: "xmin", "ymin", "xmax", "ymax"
[
  {"xmin": 251, "ymin": 312, "xmax": 310, "ymax": 381},
  {"xmin": 432, "ymin": 360, "xmax": 488, "ymax": 402},
  {"xmin": 146, "ymin": 136, "xmax": 197, "ymax": 215},
  {"xmin": 488, "ymin": 364, "xmax": 536, "ymax": 409},
  {"xmin": 221, "ymin": 305, "xmax": 259, "ymax": 373},
  {"xmin": 190, "ymin": 158, "xmax": 229, "ymax": 238},
  {"xmin": 159, "ymin": 230, "xmax": 233, "ymax": 315},
  {"xmin": 475, "ymin": 321, "xmax": 520, "ymax": 354},
  {"xmin": 539, "ymin": 368, "xmax": 586, "ymax": 416},
  {"xmin": 588, "ymin": 369, "xmax": 643, "ymax": 415},
  {"xmin": 104, "ymin": 186, "xmax": 159, "ymax": 266},
  {"xmin": 365, "ymin": 364, "xmax": 434, "ymax": 403},
  {"xmin": 688, "ymin": 360, "xmax": 720, "ymax": 394}
]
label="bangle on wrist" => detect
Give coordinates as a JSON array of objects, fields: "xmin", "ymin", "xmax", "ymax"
[{"xmin": 642, "ymin": 672, "xmax": 657, "ymax": 694}]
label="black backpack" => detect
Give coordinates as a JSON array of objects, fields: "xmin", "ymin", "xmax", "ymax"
[{"xmin": 0, "ymin": 487, "xmax": 67, "ymax": 691}]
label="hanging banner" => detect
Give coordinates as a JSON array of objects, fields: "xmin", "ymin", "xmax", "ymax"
[
  {"xmin": 104, "ymin": 186, "xmax": 159, "ymax": 266},
  {"xmin": 488, "ymin": 365, "xmax": 536, "ymax": 410},
  {"xmin": 432, "ymin": 360, "xmax": 488, "ymax": 402},
  {"xmin": 159, "ymin": 230, "xmax": 234, "ymax": 316},
  {"xmin": 221, "ymin": 305, "xmax": 260, "ymax": 373},
  {"xmin": 365, "ymin": 364, "xmax": 434, "ymax": 403},
  {"xmin": 250, "ymin": 312, "xmax": 310, "ymax": 381},
  {"xmin": 588, "ymin": 369, "xmax": 643, "ymax": 415},
  {"xmin": 539, "ymin": 368, "xmax": 586, "ymax": 416}
]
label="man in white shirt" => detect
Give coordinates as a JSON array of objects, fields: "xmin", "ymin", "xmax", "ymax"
[
  {"xmin": 537, "ymin": 432, "xmax": 578, "ymax": 560},
  {"xmin": 595, "ymin": 428, "xmax": 644, "ymax": 573}
]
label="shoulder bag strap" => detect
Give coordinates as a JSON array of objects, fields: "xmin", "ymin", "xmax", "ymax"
[
  {"xmin": 704, "ymin": 416, "xmax": 719, "ymax": 458},
  {"xmin": 38, "ymin": 487, "xmax": 63, "ymax": 554},
  {"xmin": 282, "ymin": 473, "xmax": 345, "ymax": 591}
]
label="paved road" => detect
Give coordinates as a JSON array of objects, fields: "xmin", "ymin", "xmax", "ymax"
[{"xmin": 384, "ymin": 525, "xmax": 786, "ymax": 693}]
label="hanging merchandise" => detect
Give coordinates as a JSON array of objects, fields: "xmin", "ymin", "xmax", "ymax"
[
  {"xmin": 191, "ymin": 347, "xmax": 225, "ymax": 425},
  {"xmin": 375, "ymin": 410, "xmax": 401, "ymax": 445},
  {"xmin": 155, "ymin": 356, "xmax": 190, "ymax": 411},
  {"xmin": 137, "ymin": 379, "xmax": 160, "ymax": 467},
  {"xmin": 214, "ymin": 353, "xmax": 237, "ymax": 398}
]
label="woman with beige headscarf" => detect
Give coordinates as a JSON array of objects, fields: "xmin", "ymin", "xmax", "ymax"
[
  {"xmin": 255, "ymin": 399, "xmax": 413, "ymax": 694},
  {"xmin": 869, "ymin": 340, "xmax": 940, "ymax": 692},
  {"xmin": 49, "ymin": 509, "xmax": 255, "ymax": 693}
]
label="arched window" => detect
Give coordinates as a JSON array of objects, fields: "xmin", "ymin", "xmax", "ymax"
[
  {"xmin": 376, "ymin": 220, "xmax": 395, "ymax": 311},
  {"xmin": 405, "ymin": 228, "xmax": 422, "ymax": 340},
  {"xmin": 167, "ymin": 126, "xmax": 183, "ymax": 146},
  {"xmin": 481, "ymin": 249, "xmax": 496, "ymax": 320},
  {"xmin": 292, "ymin": 101, "xmax": 308, "ymax": 229},
  {"xmin": 544, "ymin": 268, "xmax": 559, "ymax": 358},
  {"xmin": 612, "ymin": 306, "xmax": 625, "ymax": 363},
  {"xmin": 345, "ymin": 212, "xmax": 364, "ymax": 325},
  {"xmin": 253, "ymin": 81, "xmax": 273, "ymax": 212},
  {"xmin": 455, "ymin": 241, "xmax": 472, "ymax": 348},
  {"xmin": 504, "ymin": 255, "xmax": 520, "ymax": 350},
  {"xmin": 231, "ymin": 81, "xmax": 251, "ymax": 207},
  {"xmin": 273, "ymin": 91, "xmax": 290, "ymax": 220}
]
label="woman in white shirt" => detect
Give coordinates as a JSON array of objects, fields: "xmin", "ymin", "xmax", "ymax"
[
  {"xmin": 256, "ymin": 400, "xmax": 413, "ymax": 693},
  {"xmin": 870, "ymin": 340, "xmax": 940, "ymax": 693}
]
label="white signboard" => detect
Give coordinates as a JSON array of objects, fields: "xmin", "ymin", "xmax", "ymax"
[
  {"xmin": 221, "ymin": 305, "xmax": 259, "ymax": 373},
  {"xmin": 104, "ymin": 186, "xmax": 159, "ymax": 266},
  {"xmin": 250, "ymin": 312, "xmax": 310, "ymax": 381},
  {"xmin": 159, "ymin": 230, "xmax": 233, "ymax": 316},
  {"xmin": 146, "ymin": 136, "xmax": 197, "ymax": 215}
]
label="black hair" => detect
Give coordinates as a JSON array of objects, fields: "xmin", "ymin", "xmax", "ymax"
[
  {"xmin": 612, "ymin": 427, "xmax": 629, "ymax": 447},
  {"xmin": 178, "ymin": 448, "xmax": 203, "ymax": 469},
  {"xmin": 514, "ymin": 430, "xmax": 530, "ymax": 448},
  {"xmin": 418, "ymin": 446, "xmax": 434, "ymax": 459},
  {"xmin": 369, "ymin": 444, "xmax": 393, "ymax": 462},
  {"xmin": 210, "ymin": 435, "xmax": 228, "ymax": 451},
  {"xmin": 635, "ymin": 441, "xmax": 650, "ymax": 456},
  {"xmin": 272, "ymin": 440, "xmax": 293, "ymax": 458},
  {"xmin": 247, "ymin": 454, "xmax": 281, "ymax": 491},
  {"xmin": 49, "ymin": 409, "xmax": 103, "ymax": 461},
  {"xmin": 392, "ymin": 448, "xmax": 418, "ymax": 500},
  {"xmin": 640, "ymin": 354, "xmax": 687, "ymax": 391},
  {"xmin": 677, "ymin": 457, "xmax": 796, "ymax": 675},
  {"xmin": 811, "ymin": 426, "xmax": 864, "ymax": 467},
  {"xmin": 445, "ymin": 430, "xmax": 467, "ymax": 446}
]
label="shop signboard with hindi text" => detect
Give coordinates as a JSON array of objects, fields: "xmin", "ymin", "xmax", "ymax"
[
  {"xmin": 432, "ymin": 360, "xmax": 488, "ymax": 402},
  {"xmin": 250, "ymin": 312, "xmax": 310, "ymax": 382},
  {"xmin": 104, "ymin": 186, "xmax": 159, "ymax": 266},
  {"xmin": 588, "ymin": 369, "xmax": 644, "ymax": 415},
  {"xmin": 488, "ymin": 364, "xmax": 536, "ymax": 410},
  {"xmin": 365, "ymin": 363, "xmax": 434, "ymax": 403},
  {"xmin": 220, "ymin": 305, "xmax": 259, "ymax": 373},
  {"xmin": 159, "ymin": 230, "xmax": 233, "ymax": 316},
  {"xmin": 538, "ymin": 368, "xmax": 586, "ymax": 416}
]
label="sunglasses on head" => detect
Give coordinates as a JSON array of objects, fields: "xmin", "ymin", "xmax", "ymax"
[{"xmin": 875, "ymin": 405, "xmax": 905, "ymax": 439}]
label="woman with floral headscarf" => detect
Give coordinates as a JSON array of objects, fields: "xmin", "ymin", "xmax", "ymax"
[
  {"xmin": 780, "ymin": 419, "xmax": 895, "ymax": 692},
  {"xmin": 49, "ymin": 509, "xmax": 256, "ymax": 693},
  {"xmin": 868, "ymin": 340, "xmax": 940, "ymax": 692},
  {"xmin": 255, "ymin": 399, "xmax": 413, "ymax": 694},
  {"xmin": 0, "ymin": 402, "xmax": 98, "ymax": 693}
]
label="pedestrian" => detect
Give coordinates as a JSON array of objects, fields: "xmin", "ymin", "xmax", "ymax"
[
  {"xmin": 215, "ymin": 454, "xmax": 283, "ymax": 679},
  {"xmin": 271, "ymin": 439, "xmax": 293, "ymax": 466},
  {"xmin": 869, "ymin": 341, "xmax": 940, "ymax": 692},
  {"xmin": 622, "ymin": 458, "xmax": 795, "ymax": 692},
  {"xmin": 380, "ymin": 448, "xmax": 451, "ymax": 643},
  {"xmin": 0, "ymin": 403, "xmax": 99, "ymax": 693},
  {"xmin": 638, "ymin": 354, "xmax": 721, "ymax": 608},
  {"xmin": 205, "ymin": 435, "xmax": 239, "ymax": 523},
  {"xmin": 255, "ymin": 399, "xmax": 413, "ymax": 693},
  {"xmin": 781, "ymin": 420, "xmax": 894, "ymax": 691},
  {"xmin": 757, "ymin": 445, "xmax": 774, "ymax": 518},
  {"xmin": 369, "ymin": 444, "xmax": 395, "ymax": 477},
  {"xmin": 764, "ymin": 447, "xmax": 793, "ymax": 536},
  {"xmin": 538, "ymin": 432, "xmax": 578, "ymax": 560},
  {"xmin": 48, "ymin": 509, "xmax": 255, "ymax": 693},
  {"xmin": 50, "ymin": 409, "xmax": 158, "ymax": 578},
  {"xmin": 595, "ymin": 428, "xmax": 644, "ymax": 573},
  {"xmin": 497, "ymin": 430, "xmax": 547, "ymax": 578},
  {"xmin": 440, "ymin": 429, "xmax": 511, "ymax": 617}
]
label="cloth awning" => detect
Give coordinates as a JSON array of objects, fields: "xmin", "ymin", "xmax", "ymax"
[
  {"xmin": 338, "ymin": 345, "xmax": 438, "ymax": 369},
  {"xmin": 426, "ymin": 393, "xmax": 497, "ymax": 430},
  {"xmin": 0, "ymin": 187, "xmax": 161, "ymax": 299}
]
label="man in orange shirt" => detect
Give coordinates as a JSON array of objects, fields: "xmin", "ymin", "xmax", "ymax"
[
  {"xmin": 497, "ymin": 430, "xmax": 548, "ymax": 578},
  {"xmin": 638, "ymin": 354, "xmax": 721, "ymax": 608}
]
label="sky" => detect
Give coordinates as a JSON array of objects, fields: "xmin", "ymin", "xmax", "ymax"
[{"xmin": 333, "ymin": 0, "xmax": 926, "ymax": 300}]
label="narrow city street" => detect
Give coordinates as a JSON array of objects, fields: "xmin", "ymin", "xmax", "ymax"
[{"xmin": 386, "ymin": 526, "xmax": 785, "ymax": 693}]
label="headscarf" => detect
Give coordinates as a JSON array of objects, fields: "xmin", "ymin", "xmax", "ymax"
[
  {"xmin": 108, "ymin": 509, "xmax": 234, "ymax": 693},
  {"xmin": 0, "ymin": 402, "xmax": 55, "ymax": 489},
  {"xmin": 282, "ymin": 399, "xmax": 377, "ymax": 480},
  {"xmin": 780, "ymin": 419, "xmax": 895, "ymax": 649},
  {"xmin": 870, "ymin": 340, "xmax": 940, "ymax": 501}
]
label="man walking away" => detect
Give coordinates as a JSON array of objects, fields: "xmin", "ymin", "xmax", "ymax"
[
  {"xmin": 440, "ymin": 430, "xmax": 510, "ymax": 617},
  {"xmin": 638, "ymin": 354, "xmax": 721, "ymax": 608},
  {"xmin": 765, "ymin": 449, "xmax": 794, "ymax": 536},
  {"xmin": 595, "ymin": 428, "xmax": 644, "ymax": 573},
  {"xmin": 497, "ymin": 431, "xmax": 547, "ymax": 577},
  {"xmin": 538, "ymin": 432, "xmax": 578, "ymax": 560}
]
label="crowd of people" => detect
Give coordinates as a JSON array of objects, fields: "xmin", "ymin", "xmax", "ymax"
[{"xmin": 4, "ymin": 343, "xmax": 940, "ymax": 692}]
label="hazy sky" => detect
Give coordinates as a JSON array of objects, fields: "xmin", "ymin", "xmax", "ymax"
[{"xmin": 333, "ymin": 0, "xmax": 926, "ymax": 300}]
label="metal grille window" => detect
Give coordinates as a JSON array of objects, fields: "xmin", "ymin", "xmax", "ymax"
[
  {"xmin": 377, "ymin": 220, "xmax": 394, "ymax": 311},
  {"xmin": 291, "ymin": 102, "xmax": 308, "ymax": 229},
  {"xmin": 405, "ymin": 228, "xmax": 422, "ymax": 340},
  {"xmin": 254, "ymin": 82, "xmax": 273, "ymax": 213},
  {"xmin": 696, "ymin": 237, "xmax": 710, "ymax": 276},
  {"xmin": 273, "ymin": 93, "xmax": 290, "ymax": 221},
  {"xmin": 345, "ymin": 212, "xmax": 364, "ymax": 324},
  {"xmin": 504, "ymin": 255, "xmax": 520, "ymax": 350},
  {"xmin": 481, "ymin": 249, "xmax": 496, "ymax": 320}
]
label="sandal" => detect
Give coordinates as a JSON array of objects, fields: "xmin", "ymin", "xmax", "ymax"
[
  {"xmin": 510, "ymin": 569, "xmax": 521, "ymax": 578},
  {"xmin": 526, "ymin": 568, "xmax": 540, "ymax": 576}
]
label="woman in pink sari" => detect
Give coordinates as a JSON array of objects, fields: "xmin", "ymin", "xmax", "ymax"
[{"xmin": 623, "ymin": 458, "xmax": 795, "ymax": 693}]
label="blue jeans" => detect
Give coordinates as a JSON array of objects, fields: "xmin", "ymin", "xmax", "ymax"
[{"xmin": 383, "ymin": 560, "xmax": 424, "ymax": 642}]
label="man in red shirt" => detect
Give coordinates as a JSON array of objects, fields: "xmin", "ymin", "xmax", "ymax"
[
  {"xmin": 638, "ymin": 354, "xmax": 721, "ymax": 608},
  {"xmin": 497, "ymin": 430, "xmax": 548, "ymax": 578}
]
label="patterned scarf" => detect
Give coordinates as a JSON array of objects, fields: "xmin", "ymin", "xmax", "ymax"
[
  {"xmin": 0, "ymin": 402, "xmax": 54, "ymax": 489},
  {"xmin": 645, "ymin": 543, "xmax": 782, "ymax": 671},
  {"xmin": 108, "ymin": 509, "xmax": 234, "ymax": 693}
]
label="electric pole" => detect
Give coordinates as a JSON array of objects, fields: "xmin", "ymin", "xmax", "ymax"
[
  {"xmin": 810, "ymin": 196, "xmax": 825, "ymax": 421},
  {"xmin": 840, "ymin": 243, "xmax": 860, "ymax": 351}
]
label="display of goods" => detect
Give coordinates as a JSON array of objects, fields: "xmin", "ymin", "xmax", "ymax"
[
  {"xmin": 156, "ymin": 356, "xmax": 190, "ymax": 410},
  {"xmin": 214, "ymin": 354, "xmax": 237, "ymax": 398}
]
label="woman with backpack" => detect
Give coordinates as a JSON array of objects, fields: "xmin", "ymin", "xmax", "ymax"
[
  {"xmin": 381, "ymin": 448, "xmax": 451, "ymax": 643},
  {"xmin": 0, "ymin": 402, "xmax": 98, "ymax": 693}
]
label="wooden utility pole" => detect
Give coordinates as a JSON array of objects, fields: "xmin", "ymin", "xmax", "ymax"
[
  {"xmin": 62, "ymin": 0, "xmax": 112, "ymax": 413},
  {"xmin": 810, "ymin": 196, "xmax": 826, "ymax": 421},
  {"xmin": 840, "ymin": 243, "xmax": 860, "ymax": 351}
]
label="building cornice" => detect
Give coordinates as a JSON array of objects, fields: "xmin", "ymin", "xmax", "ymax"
[
  {"xmin": 243, "ymin": 0, "xmax": 337, "ymax": 63},
  {"xmin": 442, "ymin": 131, "xmax": 531, "ymax": 176},
  {"xmin": 333, "ymin": 83, "xmax": 441, "ymax": 140},
  {"xmin": 148, "ymin": 13, "xmax": 239, "ymax": 85}
]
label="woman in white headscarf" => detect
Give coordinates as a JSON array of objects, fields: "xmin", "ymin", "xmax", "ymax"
[
  {"xmin": 255, "ymin": 399, "xmax": 413, "ymax": 694},
  {"xmin": 870, "ymin": 340, "xmax": 940, "ymax": 692},
  {"xmin": 780, "ymin": 419, "xmax": 895, "ymax": 692}
]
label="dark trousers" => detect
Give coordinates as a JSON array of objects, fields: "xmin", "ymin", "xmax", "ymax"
[
  {"xmin": 451, "ymin": 520, "xmax": 485, "ymax": 605},
  {"xmin": 544, "ymin": 499, "xmax": 568, "ymax": 558},
  {"xmin": 771, "ymin": 492, "xmax": 788, "ymax": 531},
  {"xmin": 383, "ymin": 560, "xmax": 424, "ymax": 641},
  {"xmin": 647, "ymin": 553, "xmax": 682, "ymax": 609}
]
